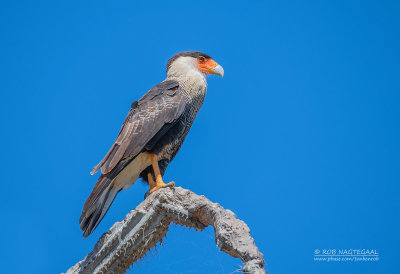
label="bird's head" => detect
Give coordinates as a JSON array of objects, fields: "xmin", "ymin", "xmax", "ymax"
[{"xmin": 166, "ymin": 51, "xmax": 224, "ymax": 78}]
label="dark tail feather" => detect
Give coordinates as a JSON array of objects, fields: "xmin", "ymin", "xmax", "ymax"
[{"xmin": 79, "ymin": 176, "xmax": 120, "ymax": 238}]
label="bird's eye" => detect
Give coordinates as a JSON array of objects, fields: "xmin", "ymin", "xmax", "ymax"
[{"xmin": 198, "ymin": 56, "xmax": 205, "ymax": 62}]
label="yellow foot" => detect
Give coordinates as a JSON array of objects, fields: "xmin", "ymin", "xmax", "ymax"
[{"xmin": 144, "ymin": 181, "xmax": 175, "ymax": 199}]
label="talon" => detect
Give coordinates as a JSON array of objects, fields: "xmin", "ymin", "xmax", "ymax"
[
  {"xmin": 144, "ymin": 181, "xmax": 175, "ymax": 199},
  {"xmin": 143, "ymin": 154, "xmax": 177, "ymax": 199}
]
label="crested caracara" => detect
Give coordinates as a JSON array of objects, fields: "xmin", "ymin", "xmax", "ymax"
[{"xmin": 79, "ymin": 51, "xmax": 224, "ymax": 237}]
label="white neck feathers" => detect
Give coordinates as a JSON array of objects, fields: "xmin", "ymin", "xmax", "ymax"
[{"xmin": 166, "ymin": 56, "xmax": 207, "ymax": 98}]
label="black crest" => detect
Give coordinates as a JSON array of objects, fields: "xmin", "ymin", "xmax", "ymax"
[{"xmin": 167, "ymin": 51, "xmax": 212, "ymax": 71}]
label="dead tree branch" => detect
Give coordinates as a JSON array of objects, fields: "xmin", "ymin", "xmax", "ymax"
[{"xmin": 66, "ymin": 187, "xmax": 266, "ymax": 273}]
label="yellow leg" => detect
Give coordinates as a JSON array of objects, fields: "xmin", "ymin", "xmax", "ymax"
[
  {"xmin": 144, "ymin": 154, "xmax": 175, "ymax": 199},
  {"xmin": 147, "ymin": 173, "xmax": 156, "ymax": 189}
]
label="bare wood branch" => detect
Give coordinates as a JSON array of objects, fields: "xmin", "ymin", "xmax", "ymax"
[{"xmin": 66, "ymin": 187, "xmax": 266, "ymax": 274}]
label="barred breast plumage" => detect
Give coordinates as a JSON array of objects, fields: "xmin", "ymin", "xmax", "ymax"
[{"xmin": 139, "ymin": 74, "xmax": 208, "ymax": 178}]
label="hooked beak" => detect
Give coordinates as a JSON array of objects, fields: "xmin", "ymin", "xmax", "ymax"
[
  {"xmin": 197, "ymin": 58, "xmax": 225, "ymax": 77},
  {"xmin": 211, "ymin": 64, "xmax": 224, "ymax": 77}
]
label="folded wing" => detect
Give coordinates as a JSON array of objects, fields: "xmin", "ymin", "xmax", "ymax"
[
  {"xmin": 91, "ymin": 80, "xmax": 187, "ymax": 176},
  {"xmin": 80, "ymin": 80, "xmax": 187, "ymax": 237}
]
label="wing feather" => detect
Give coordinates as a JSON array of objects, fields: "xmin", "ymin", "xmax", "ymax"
[{"xmin": 91, "ymin": 80, "xmax": 186, "ymax": 175}]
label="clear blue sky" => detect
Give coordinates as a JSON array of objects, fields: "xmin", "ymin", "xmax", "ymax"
[{"xmin": 1, "ymin": 1, "xmax": 399, "ymax": 273}]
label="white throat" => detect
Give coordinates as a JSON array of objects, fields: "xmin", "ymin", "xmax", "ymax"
[{"xmin": 166, "ymin": 57, "xmax": 207, "ymax": 95}]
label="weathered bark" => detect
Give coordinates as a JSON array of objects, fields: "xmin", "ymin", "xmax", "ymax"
[{"xmin": 66, "ymin": 187, "xmax": 266, "ymax": 273}]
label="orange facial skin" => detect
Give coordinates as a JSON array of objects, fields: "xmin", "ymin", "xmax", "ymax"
[{"xmin": 196, "ymin": 56, "xmax": 219, "ymax": 74}]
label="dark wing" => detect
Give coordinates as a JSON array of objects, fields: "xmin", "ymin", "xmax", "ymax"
[{"xmin": 91, "ymin": 80, "xmax": 187, "ymax": 175}]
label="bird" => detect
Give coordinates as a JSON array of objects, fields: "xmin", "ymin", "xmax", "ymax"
[{"xmin": 79, "ymin": 51, "xmax": 224, "ymax": 237}]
